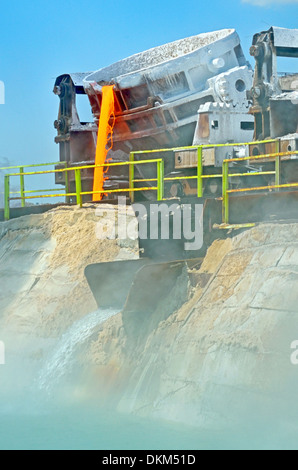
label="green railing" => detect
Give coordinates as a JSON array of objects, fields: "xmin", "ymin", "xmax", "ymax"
[
  {"xmin": 129, "ymin": 147, "xmax": 203, "ymax": 202},
  {"xmin": 129, "ymin": 139, "xmax": 279, "ymax": 202},
  {"xmin": 3, "ymin": 138, "xmax": 295, "ymax": 225},
  {"xmin": 221, "ymin": 149, "xmax": 298, "ymax": 226},
  {"xmin": 0, "ymin": 161, "xmax": 69, "ymax": 204},
  {"xmin": 2, "ymin": 159, "xmax": 165, "ymax": 221}
]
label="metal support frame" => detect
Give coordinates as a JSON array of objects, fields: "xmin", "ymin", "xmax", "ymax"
[
  {"xmin": 157, "ymin": 159, "xmax": 164, "ymax": 201},
  {"xmin": 197, "ymin": 146, "xmax": 203, "ymax": 198},
  {"xmin": 220, "ymin": 148, "xmax": 298, "ymax": 228},
  {"xmin": 275, "ymin": 140, "xmax": 281, "ymax": 189},
  {"xmin": 75, "ymin": 169, "xmax": 82, "ymax": 207},
  {"xmin": 4, "ymin": 175, "xmax": 10, "ymax": 221},
  {"xmin": 19, "ymin": 167, "xmax": 25, "ymax": 208},
  {"xmin": 222, "ymin": 161, "xmax": 229, "ymax": 225},
  {"xmin": 129, "ymin": 152, "xmax": 135, "ymax": 203},
  {"xmin": 64, "ymin": 161, "xmax": 70, "ymax": 204}
]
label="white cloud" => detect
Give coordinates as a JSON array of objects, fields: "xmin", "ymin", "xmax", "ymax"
[{"xmin": 243, "ymin": 0, "xmax": 298, "ymax": 6}]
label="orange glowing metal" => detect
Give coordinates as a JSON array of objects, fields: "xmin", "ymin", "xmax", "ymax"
[{"xmin": 93, "ymin": 85, "xmax": 115, "ymax": 201}]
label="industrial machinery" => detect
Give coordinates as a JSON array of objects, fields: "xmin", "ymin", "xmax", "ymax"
[
  {"xmin": 54, "ymin": 28, "xmax": 255, "ymax": 195},
  {"xmin": 54, "ymin": 26, "xmax": 297, "ymax": 201},
  {"xmin": 53, "ymin": 27, "xmax": 298, "ymax": 313},
  {"xmin": 249, "ymin": 26, "xmax": 298, "ymax": 140},
  {"xmin": 132, "ymin": 26, "xmax": 298, "ymax": 200}
]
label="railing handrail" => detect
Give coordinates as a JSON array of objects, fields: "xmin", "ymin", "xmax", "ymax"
[
  {"xmin": 221, "ymin": 146, "xmax": 298, "ymax": 226},
  {"xmin": 5, "ymin": 159, "xmax": 163, "ymax": 177},
  {"xmin": 131, "ymin": 138, "xmax": 278, "ymax": 155},
  {"xmin": 223, "ymin": 150, "xmax": 298, "ymax": 164},
  {"xmin": 3, "ymin": 138, "xmax": 298, "ymax": 226},
  {"xmin": 3, "ymin": 158, "xmax": 165, "ymax": 220},
  {"xmin": 0, "ymin": 161, "xmax": 66, "ymax": 171}
]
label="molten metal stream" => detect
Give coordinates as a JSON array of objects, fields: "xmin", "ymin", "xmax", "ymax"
[{"xmin": 93, "ymin": 85, "xmax": 115, "ymax": 201}]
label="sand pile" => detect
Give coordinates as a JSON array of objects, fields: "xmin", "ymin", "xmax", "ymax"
[
  {"xmin": 85, "ymin": 223, "xmax": 298, "ymax": 428},
  {"xmin": 1, "ymin": 205, "xmax": 298, "ymax": 431},
  {"xmin": 0, "ymin": 204, "xmax": 139, "ymax": 336}
]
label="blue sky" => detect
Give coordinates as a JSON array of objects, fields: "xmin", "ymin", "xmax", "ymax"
[{"xmin": 0, "ymin": 0, "xmax": 297, "ymax": 171}]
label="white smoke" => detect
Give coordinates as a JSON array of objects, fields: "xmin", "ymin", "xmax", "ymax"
[{"xmin": 243, "ymin": 0, "xmax": 298, "ymax": 5}]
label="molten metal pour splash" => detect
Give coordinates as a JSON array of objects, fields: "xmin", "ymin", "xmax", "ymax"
[{"xmin": 93, "ymin": 85, "xmax": 115, "ymax": 202}]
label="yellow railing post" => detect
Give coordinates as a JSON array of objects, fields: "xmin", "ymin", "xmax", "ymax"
[
  {"xmin": 275, "ymin": 140, "xmax": 281, "ymax": 190},
  {"xmin": 222, "ymin": 161, "xmax": 229, "ymax": 224},
  {"xmin": 129, "ymin": 153, "xmax": 135, "ymax": 203},
  {"xmin": 197, "ymin": 146, "xmax": 203, "ymax": 198},
  {"xmin": 19, "ymin": 167, "xmax": 25, "ymax": 208},
  {"xmin": 64, "ymin": 161, "xmax": 70, "ymax": 203},
  {"xmin": 157, "ymin": 159, "xmax": 164, "ymax": 201},
  {"xmin": 4, "ymin": 175, "xmax": 10, "ymax": 221},
  {"xmin": 74, "ymin": 168, "xmax": 82, "ymax": 207}
]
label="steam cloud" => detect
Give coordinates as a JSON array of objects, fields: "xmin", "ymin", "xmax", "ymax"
[{"xmin": 243, "ymin": 0, "xmax": 298, "ymax": 5}]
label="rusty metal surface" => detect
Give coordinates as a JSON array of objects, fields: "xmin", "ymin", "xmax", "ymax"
[
  {"xmin": 53, "ymin": 27, "xmax": 297, "ymax": 200},
  {"xmin": 53, "ymin": 29, "xmax": 255, "ymax": 197}
]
